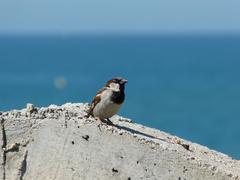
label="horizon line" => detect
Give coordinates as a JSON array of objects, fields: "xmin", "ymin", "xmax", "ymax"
[{"xmin": 0, "ymin": 31, "xmax": 240, "ymax": 37}]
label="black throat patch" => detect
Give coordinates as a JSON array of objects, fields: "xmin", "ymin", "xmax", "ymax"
[{"xmin": 111, "ymin": 86, "xmax": 125, "ymax": 104}]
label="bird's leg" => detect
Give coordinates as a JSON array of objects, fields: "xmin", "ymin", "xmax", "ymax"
[
  {"xmin": 95, "ymin": 117, "xmax": 113, "ymax": 125},
  {"xmin": 94, "ymin": 117, "xmax": 114, "ymax": 131},
  {"xmin": 106, "ymin": 118, "xmax": 114, "ymax": 125}
]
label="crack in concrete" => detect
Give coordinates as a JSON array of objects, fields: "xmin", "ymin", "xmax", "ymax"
[
  {"xmin": 1, "ymin": 118, "xmax": 7, "ymax": 180},
  {"xmin": 0, "ymin": 116, "xmax": 30, "ymax": 180},
  {"xmin": 18, "ymin": 150, "xmax": 28, "ymax": 180},
  {"xmin": 4, "ymin": 143, "xmax": 20, "ymax": 153}
]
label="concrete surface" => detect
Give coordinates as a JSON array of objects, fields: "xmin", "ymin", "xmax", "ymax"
[{"xmin": 0, "ymin": 103, "xmax": 240, "ymax": 180}]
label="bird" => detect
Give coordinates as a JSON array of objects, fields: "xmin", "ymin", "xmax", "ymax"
[{"xmin": 86, "ymin": 77, "xmax": 127, "ymax": 124}]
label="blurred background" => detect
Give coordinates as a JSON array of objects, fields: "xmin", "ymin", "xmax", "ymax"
[{"xmin": 0, "ymin": 1, "xmax": 240, "ymax": 159}]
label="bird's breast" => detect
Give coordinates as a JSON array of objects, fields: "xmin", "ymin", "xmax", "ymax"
[{"xmin": 93, "ymin": 90, "xmax": 122, "ymax": 119}]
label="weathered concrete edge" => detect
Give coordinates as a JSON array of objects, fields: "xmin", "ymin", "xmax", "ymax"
[{"xmin": 0, "ymin": 102, "xmax": 240, "ymax": 179}]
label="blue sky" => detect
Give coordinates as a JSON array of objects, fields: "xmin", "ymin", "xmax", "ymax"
[{"xmin": 0, "ymin": 0, "xmax": 239, "ymax": 34}]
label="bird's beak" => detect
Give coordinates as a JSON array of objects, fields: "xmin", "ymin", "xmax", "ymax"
[{"xmin": 121, "ymin": 79, "xmax": 128, "ymax": 84}]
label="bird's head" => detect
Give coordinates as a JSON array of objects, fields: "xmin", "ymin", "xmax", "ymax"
[{"xmin": 106, "ymin": 77, "xmax": 128, "ymax": 91}]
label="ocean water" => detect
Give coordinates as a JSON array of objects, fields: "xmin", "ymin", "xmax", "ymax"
[{"xmin": 0, "ymin": 34, "xmax": 240, "ymax": 159}]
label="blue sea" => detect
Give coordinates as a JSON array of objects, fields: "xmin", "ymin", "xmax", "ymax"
[{"xmin": 0, "ymin": 34, "xmax": 240, "ymax": 159}]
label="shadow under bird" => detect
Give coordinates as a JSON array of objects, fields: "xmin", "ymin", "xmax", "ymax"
[{"xmin": 87, "ymin": 77, "xmax": 128, "ymax": 124}]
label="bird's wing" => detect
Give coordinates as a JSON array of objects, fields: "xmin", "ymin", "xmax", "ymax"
[{"xmin": 87, "ymin": 87, "xmax": 106, "ymax": 117}]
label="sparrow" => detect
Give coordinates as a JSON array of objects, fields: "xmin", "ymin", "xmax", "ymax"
[{"xmin": 87, "ymin": 77, "xmax": 128, "ymax": 124}]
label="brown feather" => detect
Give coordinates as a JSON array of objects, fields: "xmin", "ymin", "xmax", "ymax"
[{"xmin": 86, "ymin": 89, "xmax": 104, "ymax": 117}]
